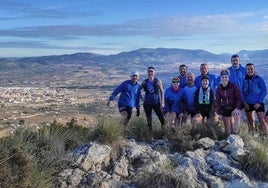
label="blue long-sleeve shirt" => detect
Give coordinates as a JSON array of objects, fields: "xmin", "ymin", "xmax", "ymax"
[
  {"xmin": 242, "ymin": 75, "xmax": 267, "ymax": 104},
  {"xmin": 163, "ymin": 86, "xmax": 184, "ymax": 113},
  {"xmin": 178, "ymin": 75, "xmax": 187, "ymax": 88},
  {"xmin": 182, "ymin": 85, "xmax": 197, "ymax": 112},
  {"xmin": 228, "ymin": 65, "xmax": 246, "ymax": 92},
  {"xmin": 109, "ymin": 80, "xmax": 140, "ymax": 109}
]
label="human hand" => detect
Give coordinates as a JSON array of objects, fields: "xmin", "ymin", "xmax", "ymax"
[
  {"xmin": 136, "ymin": 109, "xmax": 140, "ymax": 117},
  {"xmin": 232, "ymin": 108, "xmax": 241, "ymax": 117}
]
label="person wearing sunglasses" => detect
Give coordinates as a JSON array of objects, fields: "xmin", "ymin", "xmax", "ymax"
[{"xmin": 163, "ymin": 77, "xmax": 184, "ymax": 128}]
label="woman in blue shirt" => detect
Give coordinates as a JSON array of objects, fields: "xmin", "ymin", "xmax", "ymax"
[
  {"xmin": 163, "ymin": 77, "xmax": 184, "ymax": 127},
  {"xmin": 242, "ymin": 63, "xmax": 268, "ymax": 135},
  {"xmin": 140, "ymin": 66, "xmax": 165, "ymax": 131}
]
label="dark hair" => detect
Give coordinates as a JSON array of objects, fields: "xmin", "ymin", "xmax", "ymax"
[
  {"xmin": 200, "ymin": 63, "xmax": 208, "ymax": 67},
  {"xmin": 246, "ymin": 63, "xmax": 255, "ymax": 68},
  {"xmin": 147, "ymin": 66, "xmax": 155, "ymax": 70},
  {"xmin": 231, "ymin": 54, "xmax": 239, "ymax": 58},
  {"xmin": 179, "ymin": 64, "xmax": 187, "ymax": 69},
  {"xmin": 201, "ymin": 75, "xmax": 209, "ymax": 80}
]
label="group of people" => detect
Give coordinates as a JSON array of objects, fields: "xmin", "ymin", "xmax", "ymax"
[{"xmin": 107, "ymin": 54, "xmax": 268, "ymax": 137}]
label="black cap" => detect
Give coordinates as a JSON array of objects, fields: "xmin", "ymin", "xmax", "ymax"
[{"xmin": 201, "ymin": 75, "xmax": 209, "ymax": 81}]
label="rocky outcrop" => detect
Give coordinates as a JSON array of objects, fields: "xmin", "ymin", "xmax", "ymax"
[{"xmin": 54, "ymin": 135, "xmax": 267, "ymax": 188}]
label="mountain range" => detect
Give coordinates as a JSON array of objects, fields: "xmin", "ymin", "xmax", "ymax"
[
  {"xmin": 0, "ymin": 48, "xmax": 267, "ymax": 87},
  {"xmin": 1, "ymin": 48, "xmax": 268, "ymax": 68}
]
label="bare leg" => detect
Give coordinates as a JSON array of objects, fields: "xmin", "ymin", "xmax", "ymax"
[
  {"xmin": 222, "ymin": 116, "xmax": 232, "ymax": 136},
  {"xmin": 192, "ymin": 113, "xmax": 202, "ymax": 129},
  {"xmin": 120, "ymin": 111, "xmax": 129, "ymax": 126},
  {"xmin": 245, "ymin": 111, "xmax": 255, "ymax": 133},
  {"xmin": 232, "ymin": 109, "xmax": 241, "ymax": 134},
  {"xmin": 256, "ymin": 111, "xmax": 268, "ymax": 134}
]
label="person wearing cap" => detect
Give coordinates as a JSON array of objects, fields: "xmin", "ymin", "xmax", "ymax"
[
  {"xmin": 181, "ymin": 72, "xmax": 198, "ymax": 125},
  {"xmin": 178, "ymin": 64, "xmax": 188, "ymax": 88},
  {"xmin": 242, "ymin": 63, "xmax": 268, "ymax": 135},
  {"xmin": 107, "ymin": 71, "xmax": 141, "ymax": 126},
  {"xmin": 163, "ymin": 77, "xmax": 184, "ymax": 127},
  {"xmin": 140, "ymin": 66, "xmax": 165, "ymax": 131},
  {"xmin": 193, "ymin": 75, "xmax": 215, "ymax": 126},
  {"xmin": 216, "ymin": 69, "xmax": 242, "ymax": 137},
  {"xmin": 228, "ymin": 54, "xmax": 245, "ymax": 92}
]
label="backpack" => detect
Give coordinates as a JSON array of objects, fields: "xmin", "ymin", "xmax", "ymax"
[{"xmin": 143, "ymin": 78, "xmax": 159, "ymax": 94}]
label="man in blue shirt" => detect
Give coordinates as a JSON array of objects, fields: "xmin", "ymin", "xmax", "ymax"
[
  {"xmin": 178, "ymin": 64, "xmax": 187, "ymax": 88},
  {"xmin": 107, "ymin": 71, "xmax": 141, "ymax": 126},
  {"xmin": 228, "ymin": 54, "xmax": 245, "ymax": 92},
  {"xmin": 194, "ymin": 63, "xmax": 218, "ymax": 94},
  {"xmin": 182, "ymin": 72, "xmax": 197, "ymax": 124}
]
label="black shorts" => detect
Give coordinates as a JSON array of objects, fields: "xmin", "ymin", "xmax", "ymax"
[
  {"xmin": 245, "ymin": 103, "xmax": 265, "ymax": 113},
  {"xmin": 266, "ymin": 110, "xmax": 268, "ymax": 116},
  {"xmin": 187, "ymin": 109, "xmax": 197, "ymax": 117},
  {"xmin": 221, "ymin": 106, "xmax": 235, "ymax": 117},
  {"xmin": 118, "ymin": 103, "xmax": 132, "ymax": 119}
]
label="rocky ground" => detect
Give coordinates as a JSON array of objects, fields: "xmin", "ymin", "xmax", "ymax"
[{"xmin": 54, "ymin": 134, "xmax": 268, "ymax": 188}]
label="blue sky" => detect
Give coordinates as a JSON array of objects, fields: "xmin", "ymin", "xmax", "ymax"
[{"xmin": 0, "ymin": 0, "xmax": 268, "ymax": 57}]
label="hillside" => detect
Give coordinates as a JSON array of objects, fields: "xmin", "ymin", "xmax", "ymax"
[
  {"xmin": 0, "ymin": 48, "xmax": 267, "ymax": 88},
  {"xmin": 0, "ymin": 48, "xmax": 267, "ymax": 129}
]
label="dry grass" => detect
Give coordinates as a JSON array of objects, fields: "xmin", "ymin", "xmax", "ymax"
[{"xmin": 2, "ymin": 113, "xmax": 268, "ymax": 186}]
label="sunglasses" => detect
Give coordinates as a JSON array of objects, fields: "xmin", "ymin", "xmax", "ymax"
[{"xmin": 172, "ymin": 81, "xmax": 180, "ymax": 83}]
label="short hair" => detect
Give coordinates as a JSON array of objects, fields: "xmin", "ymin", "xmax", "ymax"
[
  {"xmin": 186, "ymin": 72, "xmax": 195, "ymax": 79},
  {"xmin": 200, "ymin": 63, "xmax": 208, "ymax": 67},
  {"xmin": 231, "ymin": 54, "xmax": 239, "ymax": 58},
  {"xmin": 246, "ymin": 63, "xmax": 255, "ymax": 68},
  {"xmin": 179, "ymin": 64, "xmax": 187, "ymax": 69}
]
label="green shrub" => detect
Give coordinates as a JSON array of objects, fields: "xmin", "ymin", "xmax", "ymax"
[
  {"xmin": 92, "ymin": 115, "xmax": 123, "ymax": 144},
  {"xmin": 0, "ymin": 118, "xmax": 93, "ymax": 187},
  {"xmin": 124, "ymin": 117, "xmax": 153, "ymax": 141},
  {"xmin": 240, "ymin": 143, "xmax": 268, "ymax": 181}
]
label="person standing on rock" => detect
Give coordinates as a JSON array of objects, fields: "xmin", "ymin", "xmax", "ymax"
[
  {"xmin": 181, "ymin": 72, "xmax": 198, "ymax": 125},
  {"xmin": 242, "ymin": 63, "xmax": 268, "ymax": 135},
  {"xmin": 163, "ymin": 77, "xmax": 184, "ymax": 128},
  {"xmin": 193, "ymin": 75, "xmax": 215, "ymax": 127},
  {"xmin": 216, "ymin": 69, "xmax": 242, "ymax": 137},
  {"xmin": 107, "ymin": 71, "xmax": 141, "ymax": 126},
  {"xmin": 140, "ymin": 66, "xmax": 165, "ymax": 131}
]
